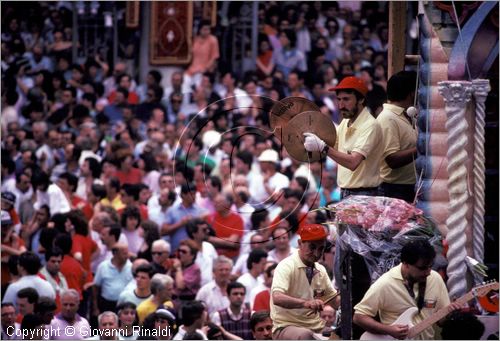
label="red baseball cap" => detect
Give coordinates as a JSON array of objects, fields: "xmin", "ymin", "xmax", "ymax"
[
  {"xmin": 328, "ymin": 76, "xmax": 368, "ymax": 97},
  {"xmin": 298, "ymin": 224, "xmax": 328, "ymax": 241}
]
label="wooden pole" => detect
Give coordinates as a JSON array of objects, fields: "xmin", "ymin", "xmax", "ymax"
[{"xmin": 388, "ymin": 2, "xmax": 408, "ymax": 77}]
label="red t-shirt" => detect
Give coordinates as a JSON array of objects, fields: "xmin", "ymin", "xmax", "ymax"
[
  {"xmin": 71, "ymin": 195, "xmax": 93, "ymax": 221},
  {"xmin": 8, "ymin": 208, "xmax": 20, "ymax": 225},
  {"xmin": 115, "ymin": 168, "xmax": 143, "ymax": 185},
  {"xmin": 253, "ymin": 289, "xmax": 270, "ymax": 312},
  {"xmin": 71, "ymin": 234, "xmax": 98, "ymax": 282},
  {"xmin": 108, "ymin": 90, "xmax": 139, "ymax": 105},
  {"xmin": 60, "ymin": 255, "xmax": 86, "ymax": 299},
  {"xmin": 208, "ymin": 212, "xmax": 244, "ymax": 259}
]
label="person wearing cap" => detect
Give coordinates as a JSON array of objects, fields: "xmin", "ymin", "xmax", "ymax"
[
  {"xmin": 1, "ymin": 191, "xmax": 19, "ymax": 227},
  {"xmin": 155, "ymin": 308, "xmax": 177, "ymax": 340},
  {"xmin": 271, "ymin": 224, "xmax": 339, "ymax": 339},
  {"xmin": 303, "ymin": 76, "xmax": 383, "ymax": 199},
  {"xmin": 1, "ymin": 192, "xmax": 16, "ymax": 210},
  {"xmin": 257, "ymin": 149, "xmax": 290, "ymax": 204},
  {"xmin": 376, "ymin": 71, "xmax": 418, "ymax": 203},
  {"xmin": 202, "ymin": 130, "xmax": 225, "ymax": 166}
]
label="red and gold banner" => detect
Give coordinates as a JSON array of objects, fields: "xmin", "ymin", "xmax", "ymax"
[
  {"xmin": 150, "ymin": 2, "xmax": 193, "ymax": 65},
  {"xmin": 202, "ymin": 0, "xmax": 217, "ymax": 26},
  {"xmin": 126, "ymin": 1, "xmax": 140, "ymax": 28}
]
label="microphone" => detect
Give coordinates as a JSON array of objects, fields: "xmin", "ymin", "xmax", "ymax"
[{"xmin": 406, "ymin": 106, "xmax": 418, "ymax": 118}]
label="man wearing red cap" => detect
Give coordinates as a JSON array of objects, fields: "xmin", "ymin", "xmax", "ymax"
[
  {"xmin": 271, "ymin": 224, "xmax": 339, "ymax": 339},
  {"xmin": 303, "ymin": 76, "xmax": 383, "ymax": 199}
]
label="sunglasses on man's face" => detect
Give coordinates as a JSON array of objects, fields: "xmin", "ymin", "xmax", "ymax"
[
  {"xmin": 307, "ymin": 242, "xmax": 326, "ymax": 253},
  {"xmin": 411, "ymin": 263, "xmax": 433, "ymax": 271}
]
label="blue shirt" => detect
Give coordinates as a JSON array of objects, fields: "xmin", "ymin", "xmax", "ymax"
[
  {"xmin": 94, "ymin": 259, "xmax": 133, "ymax": 301},
  {"xmin": 165, "ymin": 202, "xmax": 207, "ymax": 251},
  {"xmin": 319, "ymin": 186, "xmax": 341, "ymax": 207},
  {"xmin": 103, "ymin": 104, "xmax": 124, "ymax": 124},
  {"xmin": 272, "ymin": 47, "xmax": 307, "ymax": 78}
]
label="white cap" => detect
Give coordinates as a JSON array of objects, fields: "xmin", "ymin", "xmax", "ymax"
[
  {"xmin": 258, "ymin": 149, "xmax": 279, "ymax": 163},
  {"xmin": 202, "ymin": 130, "xmax": 222, "ymax": 149},
  {"xmin": 156, "ymin": 309, "xmax": 176, "ymax": 322},
  {"xmin": 1, "ymin": 210, "xmax": 12, "ymax": 225}
]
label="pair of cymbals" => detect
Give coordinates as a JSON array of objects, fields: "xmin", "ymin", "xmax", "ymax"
[{"xmin": 269, "ymin": 97, "xmax": 336, "ymax": 162}]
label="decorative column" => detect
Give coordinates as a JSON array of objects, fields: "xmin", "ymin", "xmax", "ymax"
[
  {"xmin": 438, "ymin": 81, "xmax": 473, "ymax": 299},
  {"xmin": 471, "ymin": 79, "xmax": 491, "ymax": 267}
]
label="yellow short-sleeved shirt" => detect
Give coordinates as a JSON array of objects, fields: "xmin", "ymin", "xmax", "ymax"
[
  {"xmin": 336, "ymin": 108, "xmax": 383, "ymax": 189},
  {"xmin": 270, "ymin": 250, "xmax": 337, "ymax": 333},
  {"xmin": 136, "ymin": 298, "xmax": 174, "ymax": 323},
  {"xmin": 377, "ymin": 103, "xmax": 418, "ymax": 184},
  {"xmin": 100, "ymin": 195, "xmax": 125, "ymax": 211},
  {"xmin": 354, "ymin": 264, "xmax": 450, "ymax": 340}
]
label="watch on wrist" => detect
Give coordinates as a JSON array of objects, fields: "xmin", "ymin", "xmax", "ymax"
[{"xmin": 321, "ymin": 145, "xmax": 329, "ymax": 156}]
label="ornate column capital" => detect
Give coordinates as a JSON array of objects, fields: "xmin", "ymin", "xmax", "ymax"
[
  {"xmin": 438, "ymin": 81, "xmax": 473, "ymax": 107},
  {"xmin": 472, "ymin": 79, "xmax": 491, "ymax": 99}
]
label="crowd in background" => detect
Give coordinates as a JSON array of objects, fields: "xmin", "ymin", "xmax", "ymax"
[{"xmin": 1, "ymin": 1, "xmax": 391, "ymax": 339}]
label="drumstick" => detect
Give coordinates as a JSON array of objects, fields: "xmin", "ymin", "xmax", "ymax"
[{"xmin": 305, "ymin": 291, "xmax": 340, "ymax": 316}]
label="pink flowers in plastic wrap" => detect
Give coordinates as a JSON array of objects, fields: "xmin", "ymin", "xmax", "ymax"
[{"xmin": 330, "ymin": 195, "xmax": 426, "ymax": 233}]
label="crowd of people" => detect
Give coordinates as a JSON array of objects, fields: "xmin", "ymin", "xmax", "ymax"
[{"xmin": 1, "ymin": 1, "xmax": 484, "ymax": 340}]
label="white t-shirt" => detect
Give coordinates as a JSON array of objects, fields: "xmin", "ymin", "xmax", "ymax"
[
  {"xmin": 34, "ymin": 184, "xmax": 71, "ymax": 215},
  {"xmin": 172, "ymin": 326, "xmax": 207, "ymax": 340},
  {"xmin": 2, "ymin": 275, "xmax": 55, "ymax": 306},
  {"xmin": 122, "ymin": 229, "xmax": 144, "ymax": 256},
  {"xmin": 268, "ymin": 172, "xmax": 290, "ymax": 194},
  {"xmin": 237, "ymin": 272, "xmax": 264, "ymax": 304},
  {"xmin": 195, "ymin": 241, "xmax": 219, "ymax": 287},
  {"xmin": 117, "ymin": 288, "xmax": 151, "ymax": 307},
  {"xmin": 233, "ymin": 253, "xmax": 249, "ymax": 276}
]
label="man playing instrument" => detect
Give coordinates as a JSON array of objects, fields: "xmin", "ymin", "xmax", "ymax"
[
  {"xmin": 353, "ymin": 240, "xmax": 460, "ymax": 340},
  {"xmin": 271, "ymin": 224, "xmax": 340, "ymax": 339}
]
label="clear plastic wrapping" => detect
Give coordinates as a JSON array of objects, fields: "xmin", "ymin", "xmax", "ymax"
[{"xmin": 326, "ymin": 195, "xmax": 442, "ymax": 282}]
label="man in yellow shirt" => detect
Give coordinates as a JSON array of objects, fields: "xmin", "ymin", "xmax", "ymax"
[
  {"xmin": 136, "ymin": 273, "xmax": 174, "ymax": 323},
  {"xmin": 271, "ymin": 224, "xmax": 339, "ymax": 339},
  {"xmin": 100, "ymin": 177, "xmax": 125, "ymax": 211},
  {"xmin": 303, "ymin": 76, "xmax": 383, "ymax": 199},
  {"xmin": 353, "ymin": 240, "xmax": 458, "ymax": 340},
  {"xmin": 377, "ymin": 71, "xmax": 418, "ymax": 203}
]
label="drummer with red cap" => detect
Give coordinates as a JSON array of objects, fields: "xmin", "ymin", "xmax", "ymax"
[
  {"xmin": 270, "ymin": 223, "xmax": 339, "ymax": 339},
  {"xmin": 303, "ymin": 76, "xmax": 384, "ymax": 199}
]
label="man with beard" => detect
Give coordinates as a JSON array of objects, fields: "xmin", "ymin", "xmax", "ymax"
[
  {"xmin": 271, "ymin": 224, "xmax": 339, "ymax": 339},
  {"xmin": 303, "ymin": 76, "xmax": 383, "ymax": 199},
  {"xmin": 353, "ymin": 240, "xmax": 458, "ymax": 340}
]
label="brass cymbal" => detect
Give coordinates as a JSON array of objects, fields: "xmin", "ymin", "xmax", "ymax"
[
  {"xmin": 269, "ymin": 97, "xmax": 321, "ymax": 130},
  {"xmin": 282, "ymin": 111, "xmax": 337, "ymax": 162}
]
